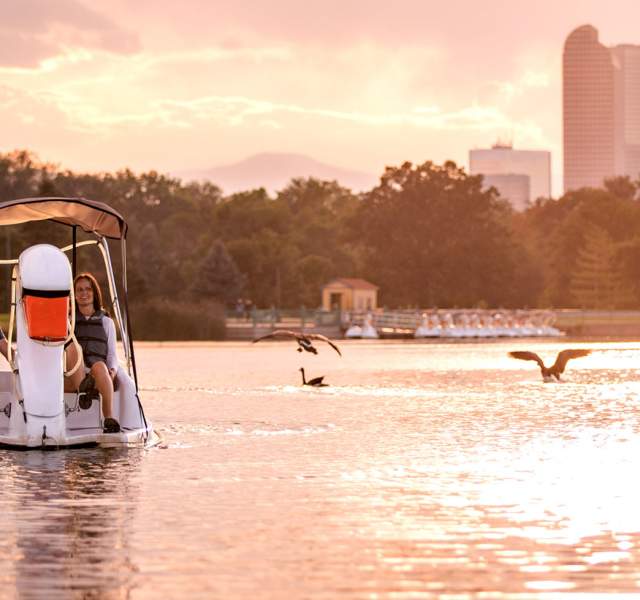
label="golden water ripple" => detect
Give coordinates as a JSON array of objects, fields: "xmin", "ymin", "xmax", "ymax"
[{"xmin": 1, "ymin": 340, "xmax": 640, "ymax": 597}]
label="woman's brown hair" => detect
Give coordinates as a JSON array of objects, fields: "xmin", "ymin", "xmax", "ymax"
[{"xmin": 74, "ymin": 272, "xmax": 105, "ymax": 313}]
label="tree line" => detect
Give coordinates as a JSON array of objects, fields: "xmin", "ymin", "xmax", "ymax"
[{"xmin": 1, "ymin": 149, "xmax": 639, "ymax": 335}]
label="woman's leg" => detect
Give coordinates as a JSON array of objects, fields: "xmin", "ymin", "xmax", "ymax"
[
  {"xmin": 63, "ymin": 342, "xmax": 85, "ymax": 392},
  {"xmin": 90, "ymin": 361, "xmax": 115, "ymax": 419}
]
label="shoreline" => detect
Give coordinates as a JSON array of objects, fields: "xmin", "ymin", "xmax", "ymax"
[{"xmin": 554, "ymin": 310, "xmax": 640, "ymax": 337}]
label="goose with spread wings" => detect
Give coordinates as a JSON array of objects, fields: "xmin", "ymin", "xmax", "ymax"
[
  {"xmin": 252, "ymin": 330, "xmax": 342, "ymax": 356},
  {"xmin": 508, "ymin": 349, "xmax": 591, "ymax": 381}
]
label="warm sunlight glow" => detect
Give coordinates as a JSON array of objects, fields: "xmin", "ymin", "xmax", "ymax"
[{"xmin": 1, "ymin": 1, "xmax": 639, "ymax": 191}]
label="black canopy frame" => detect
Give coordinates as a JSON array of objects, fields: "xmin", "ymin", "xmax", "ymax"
[
  {"xmin": 0, "ymin": 196, "xmax": 127, "ymax": 239},
  {"xmin": 0, "ymin": 197, "xmax": 141, "ymax": 397}
]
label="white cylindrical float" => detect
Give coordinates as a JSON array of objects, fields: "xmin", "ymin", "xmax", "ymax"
[{"xmin": 14, "ymin": 244, "xmax": 71, "ymax": 447}]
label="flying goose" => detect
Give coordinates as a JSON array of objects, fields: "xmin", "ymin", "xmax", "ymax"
[
  {"xmin": 508, "ymin": 349, "xmax": 591, "ymax": 381},
  {"xmin": 252, "ymin": 330, "xmax": 342, "ymax": 356}
]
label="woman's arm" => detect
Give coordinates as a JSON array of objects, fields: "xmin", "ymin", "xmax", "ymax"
[{"xmin": 103, "ymin": 316, "xmax": 119, "ymax": 375}]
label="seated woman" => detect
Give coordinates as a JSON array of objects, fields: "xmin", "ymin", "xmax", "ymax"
[{"xmin": 73, "ymin": 272, "xmax": 120, "ymax": 434}]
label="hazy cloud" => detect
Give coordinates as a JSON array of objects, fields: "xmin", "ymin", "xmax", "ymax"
[
  {"xmin": 0, "ymin": 31, "xmax": 57, "ymax": 67},
  {"xmin": 1, "ymin": 0, "xmax": 639, "ymax": 194},
  {"xmin": 0, "ymin": 0, "xmax": 139, "ymax": 66}
]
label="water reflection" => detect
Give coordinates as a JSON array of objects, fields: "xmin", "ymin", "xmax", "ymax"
[
  {"xmin": 0, "ymin": 449, "xmax": 139, "ymax": 599},
  {"xmin": 3, "ymin": 342, "xmax": 640, "ymax": 597}
]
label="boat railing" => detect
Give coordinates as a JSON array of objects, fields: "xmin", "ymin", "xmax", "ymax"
[
  {"xmin": 227, "ymin": 308, "xmax": 561, "ymax": 332},
  {"xmin": 225, "ymin": 307, "xmax": 342, "ymax": 329}
]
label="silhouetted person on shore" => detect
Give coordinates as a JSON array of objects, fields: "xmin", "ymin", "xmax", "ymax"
[{"xmin": 244, "ymin": 299, "xmax": 253, "ymax": 321}]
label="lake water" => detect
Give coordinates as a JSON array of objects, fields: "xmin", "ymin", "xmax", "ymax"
[{"xmin": 1, "ymin": 339, "xmax": 640, "ymax": 599}]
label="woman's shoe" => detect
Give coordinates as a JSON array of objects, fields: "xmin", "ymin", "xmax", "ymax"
[
  {"xmin": 103, "ymin": 417, "xmax": 120, "ymax": 434},
  {"xmin": 78, "ymin": 375, "xmax": 98, "ymax": 410}
]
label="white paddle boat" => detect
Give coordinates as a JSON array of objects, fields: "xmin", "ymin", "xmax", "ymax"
[{"xmin": 0, "ymin": 197, "xmax": 158, "ymax": 449}]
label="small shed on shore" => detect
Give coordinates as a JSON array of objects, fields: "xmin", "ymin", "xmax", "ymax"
[{"xmin": 321, "ymin": 278, "xmax": 379, "ymax": 311}]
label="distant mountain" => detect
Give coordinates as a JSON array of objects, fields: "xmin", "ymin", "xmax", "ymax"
[{"xmin": 176, "ymin": 152, "xmax": 378, "ymax": 194}]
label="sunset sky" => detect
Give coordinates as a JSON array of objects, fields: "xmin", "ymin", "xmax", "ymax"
[{"xmin": 2, "ymin": 0, "xmax": 640, "ymax": 195}]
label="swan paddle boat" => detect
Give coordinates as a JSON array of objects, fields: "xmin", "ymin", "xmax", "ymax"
[{"xmin": 0, "ymin": 197, "xmax": 158, "ymax": 449}]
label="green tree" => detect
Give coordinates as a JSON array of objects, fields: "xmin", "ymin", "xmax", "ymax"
[
  {"xmin": 275, "ymin": 178, "xmax": 360, "ymax": 303},
  {"xmin": 130, "ymin": 223, "xmax": 165, "ymax": 299},
  {"xmin": 604, "ymin": 176, "xmax": 637, "ymax": 201},
  {"xmin": 517, "ymin": 186, "xmax": 640, "ymax": 306},
  {"xmin": 296, "ymin": 254, "xmax": 333, "ymax": 307},
  {"xmin": 194, "ymin": 240, "xmax": 245, "ymax": 304},
  {"xmin": 569, "ymin": 225, "xmax": 632, "ymax": 308},
  {"xmin": 612, "ymin": 237, "xmax": 640, "ymax": 307},
  {"xmin": 352, "ymin": 160, "xmax": 539, "ymax": 307}
]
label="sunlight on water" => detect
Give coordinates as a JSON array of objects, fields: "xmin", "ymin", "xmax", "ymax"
[{"xmin": 2, "ymin": 339, "xmax": 640, "ymax": 597}]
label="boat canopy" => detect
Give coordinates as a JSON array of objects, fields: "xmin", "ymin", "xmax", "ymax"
[{"xmin": 0, "ymin": 197, "xmax": 127, "ymax": 239}]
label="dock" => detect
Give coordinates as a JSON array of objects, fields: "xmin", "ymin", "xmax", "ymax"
[{"xmin": 224, "ymin": 309, "xmax": 640, "ymax": 340}]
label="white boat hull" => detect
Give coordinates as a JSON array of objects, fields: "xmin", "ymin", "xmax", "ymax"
[
  {"xmin": 0, "ymin": 428, "xmax": 158, "ymax": 449},
  {"xmin": 0, "ymin": 377, "xmax": 158, "ymax": 448}
]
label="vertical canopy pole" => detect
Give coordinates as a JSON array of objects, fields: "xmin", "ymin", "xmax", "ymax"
[
  {"xmin": 121, "ymin": 238, "xmax": 139, "ymax": 391},
  {"xmin": 72, "ymin": 226, "xmax": 77, "ymax": 280}
]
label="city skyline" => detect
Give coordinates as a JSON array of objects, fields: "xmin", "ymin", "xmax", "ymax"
[{"xmin": 1, "ymin": 1, "xmax": 640, "ymax": 196}]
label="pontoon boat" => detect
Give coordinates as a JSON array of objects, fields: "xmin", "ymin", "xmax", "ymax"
[{"xmin": 0, "ymin": 197, "xmax": 158, "ymax": 448}]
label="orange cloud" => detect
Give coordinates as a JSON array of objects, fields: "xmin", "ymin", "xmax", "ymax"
[
  {"xmin": 1, "ymin": 0, "xmax": 639, "ymax": 196},
  {"xmin": 0, "ymin": 0, "xmax": 139, "ymax": 66}
]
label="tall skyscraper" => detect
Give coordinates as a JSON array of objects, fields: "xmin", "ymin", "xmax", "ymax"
[
  {"xmin": 469, "ymin": 143, "xmax": 551, "ymax": 210},
  {"xmin": 563, "ymin": 25, "xmax": 640, "ymax": 192},
  {"xmin": 612, "ymin": 45, "xmax": 640, "ymax": 179}
]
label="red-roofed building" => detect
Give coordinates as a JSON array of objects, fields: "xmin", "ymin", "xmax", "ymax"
[{"xmin": 321, "ymin": 278, "xmax": 378, "ymax": 311}]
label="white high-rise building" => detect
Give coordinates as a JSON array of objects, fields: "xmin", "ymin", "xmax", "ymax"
[
  {"xmin": 481, "ymin": 174, "xmax": 530, "ymax": 211},
  {"xmin": 563, "ymin": 25, "xmax": 640, "ymax": 192},
  {"xmin": 469, "ymin": 143, "xmax": 551, "ymax": 210}
]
